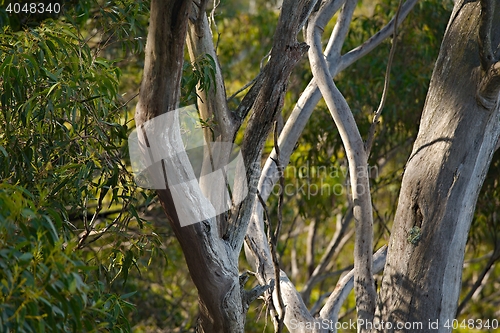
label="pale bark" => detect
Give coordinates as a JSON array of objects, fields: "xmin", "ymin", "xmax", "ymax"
[
  {"xmin": 376, "ymin": 1, "xmax": 500, "ymax": 331},
  {"xmin": 245, "ymin": 1, "xmax": 419, "ymax": 331},
  {"xmin": 226, "ymin": 0, "xmax": 319, "ymax": 254},
  {"xmin": 136, "ymin": 0, "xmax": 320, "ymax": 331},
  {"xmin": 301, "ymin": 210, "xmax": 353, "ymax": 304},
  {"xmin": 258, "ymin": 0, "xmax": 419, "ymax": 202},
  {"xmin": 307, "ymin": 0, "xmax": 377, "ymax": 327},
  {"xmin": 186, "ymin": 0, "xmax": 236, "ymax": 143},
  {"xmin": 135, "ymin": 1, "xmax": 246, "ymax": 332},
  {"xmin": 320, "ymin": 246, "xmax": 388, "ymax": 333}
]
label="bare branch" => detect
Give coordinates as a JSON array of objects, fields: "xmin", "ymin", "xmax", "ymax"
[
  {"xmin": 319, "ymin": 246, "xmax": 388, "ymax": 327},
  {"xmin": 228, "ymin": 0, "xmax": 319, "ymax": 253},
  {"xmin": 457, "ymin": 242, "xmax": 500, "ymax": 316},
  {"xmin": 301, "ymin": 210, "xmax": 353, "ymax": 304},
  {"xmin": 338, "ymin": 0, "xmax": 419, "ymax": 71},
  {"xmin": 479, "ymin": 0, "xmax": 496, "ymax": 71},
  {"xmin": 307, "ymin": 0, "xmax": 376, "ymax": 326},
  {"xmin": 273, "ymin": 121, "xmax": 285, "ymax": 244},
  {"xmin": 244, "ymin": 214, "xmax": 316, "ymax": 328},
  {"xmin": 324, "ymin": 0, "xmax": 353, "ymax": 60},
  {"xmin": 228, "ymin": 74, "xmax": 260, "ymax": 102},
  {"xmin": 258, "ymin": 0, "xmax": 419, "ymax": 203},
  {"xmin": 257, "ymin": 191, "xmax": 285, "ymax": 332},
  {"xmin": 365, "ymin": 0, "xmax": 403, "ymax": 157}
]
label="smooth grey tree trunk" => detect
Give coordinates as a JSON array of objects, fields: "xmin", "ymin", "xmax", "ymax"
[{"xmin": 376, "ymin": 1, "xmax": 500, "ymax": 331}]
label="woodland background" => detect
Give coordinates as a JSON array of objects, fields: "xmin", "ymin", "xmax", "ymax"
[{"xmin": 1, "ymin": 0, "xmax": 499, "ymax": 332}]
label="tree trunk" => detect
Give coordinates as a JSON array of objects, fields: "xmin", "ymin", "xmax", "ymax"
[
  {"xmin": 377, "ymin": 1, "xmax": 500, "ymax": 331},
  {"xmin": 134, "ymin": 1, "xmax": 245, "ymax": 332}
]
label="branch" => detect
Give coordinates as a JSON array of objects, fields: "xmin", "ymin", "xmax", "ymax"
[
  {"xmin": 257, "ymin": 191, "xmax": 285, "ymax": 332},
  {"xmin": 228, "ymin": 0, "xmax": 319, "ymax": 252},
  {"xmin": 319, "ymin": 246, "xmax": 388, "ymax": 328},
  {"xmin": 456, "ymin": 242, "xmax": 500, "ymax": 316},
  {"xmin": 338, "ymin": 0, "xmax": 419, "ymax": 71},
  {"xmin": 186, "ymin": 2, "xmax": 236, "ymax": 142},
  {"xmin": 478, "ymin": 0, "xmax": 496, "ymax": 71},
  {"xmin": 244, "ymin": 218, "xmax": 316, "ymax": 329},
  {"xmin": 301, "ymin": 210, "xmax": 353, "ymax": 304},
  {"xmin": 258, "ymin": 0, "xmax": 419, "ymax": 203},
  {"xmin": 364, "ymin": 0, "xmax": 403, "ymax": 157},
  {"xmin": 323, "ymin": 0, "xmax": 353, "ymax": 62},
  {"xmin": 273, "ymin": 121, "xmax": 285, "ymax": 244},
  {"xmin": 307, "ymin": 0, "xmax": 376, "ymax": 326}
]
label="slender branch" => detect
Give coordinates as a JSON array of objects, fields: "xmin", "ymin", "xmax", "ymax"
[
  {"xmin": 301, "ymin": 210, "xmax": 353, "ymax": 304},
  {"xmin": 257, "ymin": 0, "xmax": 419, "ymax": 203},
  {"xmin": 365, "ymin": 0, "xmax": 403, "ymax": 157},
  {"xmin": 325, "ymin": 0, "xmax": 355, "ymax": 62},
  {"xmin": 228, "ymin": 72, "xmax": 261, "ymax": 103},
  {"xmin": 319, "ymin": 246, "xmax": 388, "ymax": 326},
  {"xmin": 229, "ymin": 0, "xmax": 319, "ymax": 253},
  {"xmin": 457, "ymin": 243, "xmax": 500, "ymax": 316},
  {"xmin": 273, "ymin": 121, "xmax": 285, "ymax": 244},
  {"xmin": 257, "ymin": 192, "xmax": 285, "ymax": 333},
  {"xmin": 209, "ymin": 0, "xmax": 221, "ymax": 51},
  {"xmin": 307, "ymin": 0, "xmax": 376, "ymax": 326},
  {"xmin": 338, "ymin": 0, "xmax": 419, "ymax": 71}
]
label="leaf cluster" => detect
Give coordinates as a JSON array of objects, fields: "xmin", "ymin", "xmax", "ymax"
[{"xmin": 0, "ymin": 183, "xmax": 134, "ymax": 332}]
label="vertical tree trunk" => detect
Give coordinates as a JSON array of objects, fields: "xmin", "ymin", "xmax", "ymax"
[
  {"xmin": 134, "ymin": 1, "xmax": 245, "ymax": 332},
  {"xmin": 377, "ymin": 1, "xmax": 500, "ymax": 331}
]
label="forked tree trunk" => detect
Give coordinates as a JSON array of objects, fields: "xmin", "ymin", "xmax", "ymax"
[
  {"xmin": 135, "ymin": 0, "xmax": 317, "ymax": 332},
  {"xmin": 134, "ymin": 1, "xmax": 246, "ymax": 332},
  {"xmin": 377, "ymin": 1, "xmax": 500, "ymax": 331}
]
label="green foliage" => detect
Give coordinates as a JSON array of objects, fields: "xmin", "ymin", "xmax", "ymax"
[
  {"xmin": 0, "ymin": 183, "xmax": 133, "ymax": 332},
  {"xmin": 182, "ymin": 53, "xmax": 218, "ymax": 105},
  {"xmin": 1, "ymin": 0, "xmax": 498, "ymax": 332},
  {"xmin": 0, "ymin": 3, "xmax": 155, "ymax": 331}
]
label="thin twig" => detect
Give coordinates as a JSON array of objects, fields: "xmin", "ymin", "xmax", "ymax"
[
  {"xmin": 365, "ymin": 0, "xmax": 404, "ymax": 157},
  {"xmin": 227, "ymin": 73, "xmax": 260, "ymax": 102},
  {"xmin": 457, "ymin": 240, "xmax": 500, "ymax": 316},
  {"xmin": 273, "ymin": 121, "xmax": 286, "ymax": 332},
  {"xmin": 257, "ymin": 191, "xmax": 285, "ymax": 333},
  {"xmin": 272, "ymin": 121, "xmax": 285, "ymax": 245},
  {"xmin": 209, "ymin": 0, "xmax": 221, "ymax": 51}
]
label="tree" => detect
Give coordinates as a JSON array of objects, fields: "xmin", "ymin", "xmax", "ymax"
[
  {"xmin": 377, "ymin": 0, "xmax": 500, "ymax": 330},
  {"xmin": 132, "ymin": 0, "xmax": 500, "ymax": 332}
]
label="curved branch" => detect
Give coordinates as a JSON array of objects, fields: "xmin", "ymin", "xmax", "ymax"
[
  {"xmin": 306, "ymin": 0, "xmax": 376, "ymax": 326},
  {"xmin": 365, "ymin": 0, "xmax": 403, "ymax": 157},
  {"xmin": 319, "ymin": 246, "xmax": 388, "ymax": 329},
  {"xmin": 338, "ymin": 0, "xmax": 419, "ymax": 71},
  {"xmin": 258, "ymin": 0, "xmax": 419, "ymax": 202}
]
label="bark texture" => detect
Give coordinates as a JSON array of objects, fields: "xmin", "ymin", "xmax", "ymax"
[
  {"xmin": 135, "ymin": 1, "xmax": 318, "ymax": 332},
  {"xmin": 307, "ymin": 0, "xmax": 377, "ymax": 327},
  {"xmin": 377, "ymin": 1, "xmax": 500, "ymax": 331},
  {"xmin": 135, "ymin": 2, "xmax": 245, "ymax": 332}
]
